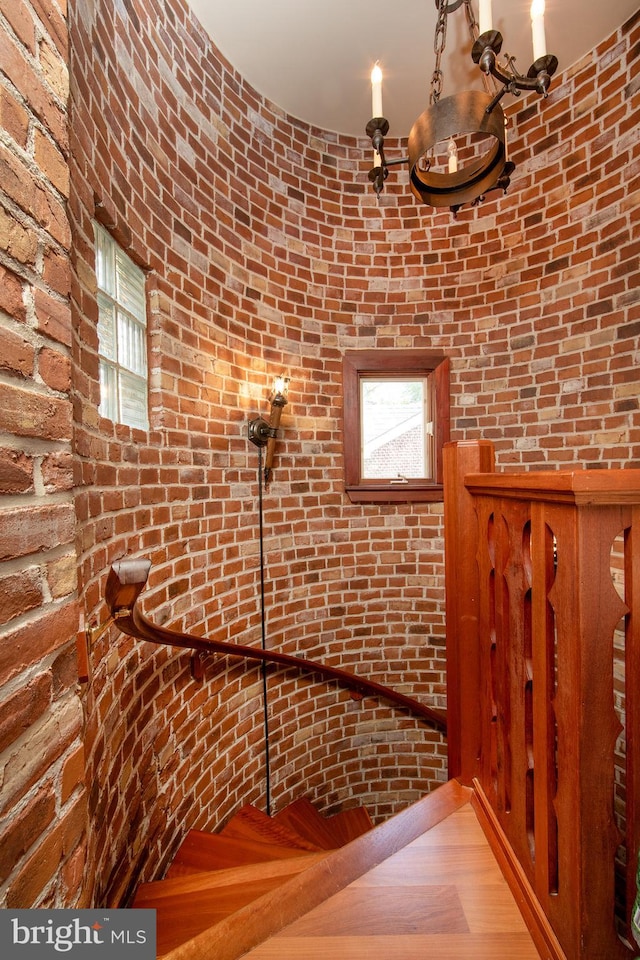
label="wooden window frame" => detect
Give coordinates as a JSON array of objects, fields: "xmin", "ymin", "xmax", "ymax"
[{"xmin": 343, "ymin": 350, "xmax": 450, "ymax": 503}]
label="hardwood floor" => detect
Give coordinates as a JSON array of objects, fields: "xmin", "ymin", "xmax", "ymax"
[{"xmin": 241, "ymin": 803, "xmax": 542, "ymax": 960}]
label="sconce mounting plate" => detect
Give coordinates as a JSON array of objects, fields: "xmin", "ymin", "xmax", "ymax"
[{"xmin": 248, "ymin": 416, "xmax": 273, "ymax": 447}]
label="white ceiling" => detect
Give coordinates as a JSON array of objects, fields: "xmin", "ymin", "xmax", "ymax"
[{"xmin": 185, "ymin": 0, "xmax": 637, "ymax": 138}]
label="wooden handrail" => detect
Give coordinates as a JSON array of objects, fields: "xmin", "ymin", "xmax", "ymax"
[{"xmin": 104, "ymin": 559, "xmax": 447, "ymax": 732}]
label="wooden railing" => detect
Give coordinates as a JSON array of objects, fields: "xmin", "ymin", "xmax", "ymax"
[
  {"xmin": 444, "ymin": 440, "xmax": 640, "ymax": 960},
  {"xmin": 103, "ymin": 558, "xmax": 447, "ymax": 731}
]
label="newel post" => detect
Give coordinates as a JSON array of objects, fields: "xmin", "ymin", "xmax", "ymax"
[{"xmin": 443, "ymin": 440, "xmax": 495, "ymax": 783}]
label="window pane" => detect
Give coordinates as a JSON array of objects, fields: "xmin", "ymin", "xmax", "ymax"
[
  {"xmin": 93, "ymin": 224, "xmax": 115, "ymax": 296},
  {"xmin": 97, "ymin": 293, "xmax": 116, "ymax": 360},
  {"xmin": 116, "ymin": 249, "xmax": 146, "ymax": 322},
  {"xmin": 361, "ymin": 378, "xmax": 427, "ymax": 479},
  {"xmin": 99, "ymin": 360, "xmax": 118, "ymax": 421},
  {"xmin": 117, "ymin": 310, "xmax": 146, "ymax": 375},
  {"xmin": 118, "ymin": 370, "xmax": 148, "ymax": 431}
]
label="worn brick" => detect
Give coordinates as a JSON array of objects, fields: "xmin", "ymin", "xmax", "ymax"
[
  {"xmin": 61, "ymin": 745, "xmax": 86, "ymax": 805},
  {"xmin": 0, "ymin": 786, "xmax": 56, "ymax": 886},
  {"xmin": 0, "ymin": 26, "xmax": 67, "ymax": 147},
  {"xmin": 5, "ymin": 794, "xmax": 86, "ymax": 907},
  {"xmin": 0, "ymin": 381, "xmax": 72, "ymax": 441},
  {"xmin": 0, "ymin": 141, "xmax": 70, "ymax": 247},
  {"xmin": 0, "ymin": 263, "xmax": 26, "ymax": 320},
  {"xmin": 0, "ymin": 205, "xmax": 38, "ymax": 265},
  {"xmin": 0, "ymin": 447, "xmax": 33, "ymax": 493},
  {"xmin": 0, "ymin": 325, "xmax": 34, "ymax": 376},
  {"xmin": 41, "ymin": 450, "xmax": 74, "ymax": 492},
  {"xmin": 0, "ymin": 602, "xmax": 77, "ymax": 689},
  {"xmin": 42, "ymin": 246, "xmax": 71, "ymax": 297},
  {"xmin": 38, "ymin": 37, "xmax": 69, "ymax": 102},
  {"xmin": 38, "ymin": 345, "xmax": 71, "ymax": 391},
  {"xmin": 34, "ymin": 287, "xmax": 72, "ymax": 346},
  {"xmin": 47, "ymin": 552, "xmax": 77, "ymax": 599},
  {"xmin": 0, "ymin": 568, "xmax": 43, "ymax": 625},
  {"xmin": 0, "ymin": 0, "xmax": 36, "ymax": 52},
  {"xmin": 0, "ymin": 502, "xmax": 75, "ymax": 562},
  {"xmin": 0, "ymin": 86, "xmax": 30, "ymax": 149},
  {"xmin": 0, "ymin": 673, "xmax": 52, "ymax": 755},
  {"xmin": 0, "ymin": 698, "xmax": 82, "ymax": 819},
  {"xmin": 35, "ymin": 128, "xmax": 70, "ymax": 197},
  {"xmin": 30, "ymin": 0, "xmax": 68, "ymax": 60}
]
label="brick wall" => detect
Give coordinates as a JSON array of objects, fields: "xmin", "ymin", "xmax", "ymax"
[
  {"xmin": 1, "ymin": 0, "xmax": 637, "ymax": 911},
  {"xmin": 67, "ymin": 0, "xmax": 638, "ymax": 906},
  {"xmin": 0, "ymin": 0, "xmax": 88, "ymax": 908}
]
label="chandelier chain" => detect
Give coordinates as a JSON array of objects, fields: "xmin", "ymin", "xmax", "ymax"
[
  {"xmin": 430, "ymin": 0, "xmax": 449, "ymax": 105},
  {"xmin": 462, "ymin": 0, "xmax": 478, "ymax": 41}
]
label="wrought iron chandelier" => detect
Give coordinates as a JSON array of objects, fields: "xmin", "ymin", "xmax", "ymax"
[{"xmin": 366, "ymin": 0, "xmax": 558, "ymax": 214}]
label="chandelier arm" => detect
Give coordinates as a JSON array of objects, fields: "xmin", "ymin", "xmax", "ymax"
[
  {"xmin": 472, "ymin": 32, "xmax": 558, "ymax": 99},
  {"xmin": 462, "ymin": 0, "xmax": 495, "ymax": 96}
]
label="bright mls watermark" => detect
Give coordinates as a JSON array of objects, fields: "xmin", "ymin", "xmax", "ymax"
[{"xmin": 0, "ymin": 910, "xmax": 156, "ymax": 958}]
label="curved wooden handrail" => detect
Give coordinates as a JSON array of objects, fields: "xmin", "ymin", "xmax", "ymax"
[{"xmin": 104, "ymin": 558, "xmax": 447, "ymax": 731}]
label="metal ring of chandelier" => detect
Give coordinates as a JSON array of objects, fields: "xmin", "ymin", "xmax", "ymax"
[{"xmin": 407, "ymin": 89, "xmax": 511, "ymax": 208}]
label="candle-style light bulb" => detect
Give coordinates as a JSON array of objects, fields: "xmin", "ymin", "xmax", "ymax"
[
  {"xmin": 479, "ymin": 0, "xmax": 493, "ymax": 34},
  {"xmin": 447, "ymin": 138, "xmax": 458, "ymax": 174},
  {"xmin": 530, "ymin": 0, "xmax": 547, "ymax": 61},
  {"xmin": 272, "ymin": 375, "xmax": 289, "ymax": 402},
  {"xmin": 371, "ymin": 62, "xmax": 383, "ymax": 118}
]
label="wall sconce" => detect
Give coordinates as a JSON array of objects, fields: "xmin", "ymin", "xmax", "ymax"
[{"xmin": 248, "ymin": 375, "xmax": 290, "ymax": 486}]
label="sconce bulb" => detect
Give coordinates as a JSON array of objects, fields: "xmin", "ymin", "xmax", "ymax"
[{"xmin": 271, "ymin": 375, "xmax": 290, "ymax": 406}]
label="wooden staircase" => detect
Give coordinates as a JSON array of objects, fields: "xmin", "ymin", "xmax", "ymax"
[
  {"xmin": 133, "ymin": 796, "xmax": 374, "ymax": 956},
  {"xmin": 133, "ymin": 780, "xmax": 555, "ymax": 960}
]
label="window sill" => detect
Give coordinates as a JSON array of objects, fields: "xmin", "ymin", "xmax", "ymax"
[{"xmin": 345, "ymin": 484, "xmax": 444, "ymax": 504}]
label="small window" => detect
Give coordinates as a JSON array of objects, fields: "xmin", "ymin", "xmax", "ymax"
[
  {"xmin": 343, "ymin": 350, "xmax": 450, "ymax": 503},
  {"xmin": 93, "ymin": 223, "xmax": 148, "ymax": 431}
]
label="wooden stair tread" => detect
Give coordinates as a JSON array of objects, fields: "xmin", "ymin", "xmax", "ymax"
[
  {"xmin": 326, "ymin": 806, "xmax": 374, "ymax": 845},
  {"xmin": 167, "ymin": 829, "xmax": 315, "ymax": 876},
  {"xmin": 136, "ymin": 851, "xmax": 326, "ymax": 901},
  {"xmin": 220, "ymin": 803, "xmax": 322, "ymax": 851},
  {"xmin": 134, "ymin": 870, "xmax": 299, "ymax": 956},
  {"xmin": 273, "ymin": 798, "xmax": 342, "ymax": 850}
]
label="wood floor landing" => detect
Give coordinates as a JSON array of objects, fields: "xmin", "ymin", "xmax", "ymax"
[{"xmin": 241, "ymin": 801, "xmax": 542, "ymax": 960}]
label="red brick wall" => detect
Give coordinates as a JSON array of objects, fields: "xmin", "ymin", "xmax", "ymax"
[
  {"xmin": 0, "ymin": 0, "xmax": 88, "ymax": 908},
  {"xmin": 67, "ymin": 0, "xmax": 458, "ymax": 906},
  {"xmin": 66, "ymin": 0, "xmax": 639, "ymax": 907},
  {"xmin": 2, "ymin": 0, "xmax": 637, "ymax": 912}
]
